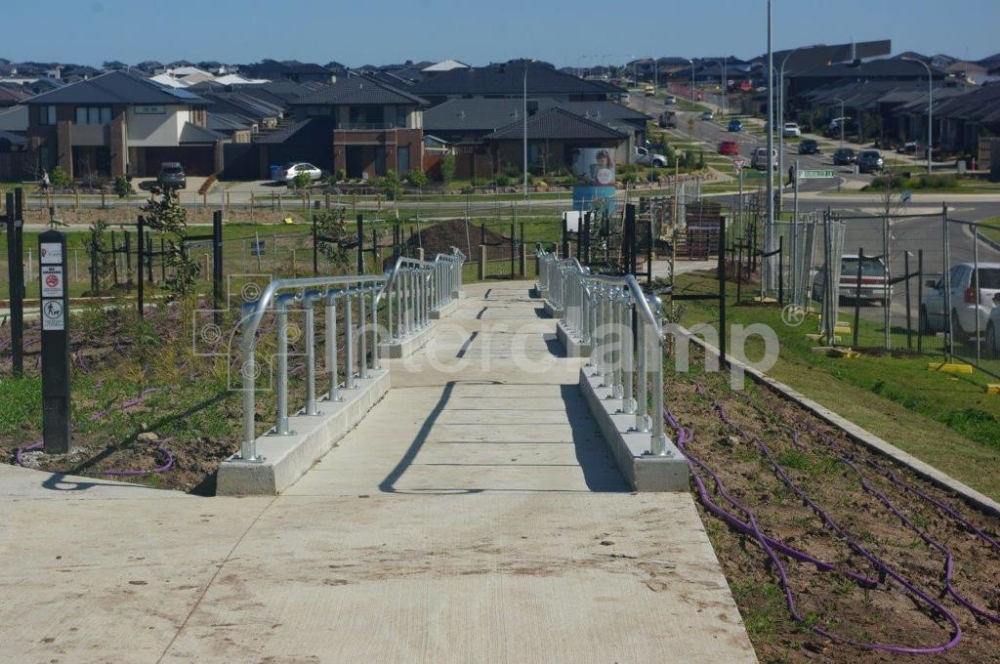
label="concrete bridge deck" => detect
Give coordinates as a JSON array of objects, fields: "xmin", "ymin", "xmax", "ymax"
[{"xmin": 0, "ymin": 280, "xmax": 757, "ymax": 663}]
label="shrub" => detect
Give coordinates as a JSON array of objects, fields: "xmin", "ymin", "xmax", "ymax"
[
  {"xmin": 112, "ymin": 175, "xmax": 134, "ymax": 198},
  {"xmin": 50, "ymin": 166, "xmax": 70, "ymax": 188},
  {"xmin": 405, "ymin": 169, "xmax": 428, "ymax": 188},
  {"xmin": 335, "ymin": 168, "xmax": 346, "ymax": 183},
  {"xmin": 441, "ymin": 153, "xmax": 456, "ymax": 187},
  {"xmin": 495, "ymin": 174, "xmax": 511, "ymax": 187},
  {"xmin": 291, "ymin": 172, "xmax": 312, "ymax": 190}
]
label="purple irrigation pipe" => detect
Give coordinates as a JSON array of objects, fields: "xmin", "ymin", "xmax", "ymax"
[
  {"xmin": 732, "ymin": 388, "xmax": 1000, "ymax": 626},
  {"xmin": 668, "ymin": 391, "xmax": 963, "ymax": 654},
  {"xmin": 15, "ymin": 387, "xmax": 174, "ymax": 477}
]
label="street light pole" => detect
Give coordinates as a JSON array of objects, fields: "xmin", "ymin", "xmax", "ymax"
[
  {"xmin": 523, "ymin": 62, "xmax": 528, "ymax": 199},
  {"xmin": 902, "ymin": 57, "xmax": 933, "ymax": 174},
  {"xmin": 778, "ymin": 47, "xmax": 804, "ymax": 213},
  {"xmin": 765, "ymin": 0, "xmax": 775, "ymax": 293}
]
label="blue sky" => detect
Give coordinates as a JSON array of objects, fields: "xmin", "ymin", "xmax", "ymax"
[{"xmin": 4, "ymin": 0, "xmax": 998, "ymax": 68}]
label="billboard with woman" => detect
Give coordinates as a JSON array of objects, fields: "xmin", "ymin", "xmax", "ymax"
[{"xmin": 571, "ymin": 147, "xmax": 617, "ymax": 214}]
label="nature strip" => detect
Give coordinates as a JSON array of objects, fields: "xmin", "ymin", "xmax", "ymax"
[
  {"xmin": 666, "ymin": 387, "xmax": 963, "ymax": 654},
  {"xmin": 725, "ymin": 383, "xmax": 1000, "ymax": 625}
]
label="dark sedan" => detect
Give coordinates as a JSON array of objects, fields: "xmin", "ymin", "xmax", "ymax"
[
  {"xmin": 798, "ymin": 139, "xmax": 819, "ymax": 155},
  {"xmin": 832, "ymin": 148, "xmax": 856, "ymax": 165}
]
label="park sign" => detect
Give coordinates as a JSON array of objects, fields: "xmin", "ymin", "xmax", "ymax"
[{"xmin": 798, "ymin": 169, "xmax": 835, "ymax": 180}]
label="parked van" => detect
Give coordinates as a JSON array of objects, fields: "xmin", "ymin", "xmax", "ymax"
[{"xmin": 751, "ymin": 147, "xmax": 777, "ymax": 171}]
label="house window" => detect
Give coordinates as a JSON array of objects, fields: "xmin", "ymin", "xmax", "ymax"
[
  {"xmin": 75, "ymin": 107, "xmax": 112, "ymax": 125},
  {"xmin": 395, "ymin": 108, "xmax": 407, "ymax": 128},
  {"xmin": 134, "ymin": 105, "xmax": 164, "ymax": 114},
  {"xmin": 39, "ymin": 105, "xmax": 57, "ymax": 126}
]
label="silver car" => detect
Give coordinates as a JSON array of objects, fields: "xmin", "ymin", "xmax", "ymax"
[{"xmin": 920, "ymin": 262, "xmax": 1000, "ymax": 338}]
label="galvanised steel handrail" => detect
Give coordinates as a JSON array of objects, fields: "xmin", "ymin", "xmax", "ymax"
[
  {"xmin": 237, "ymin": 249, "xmax": 465, "ymax": 461},
  {"xmin": 535, "ymin": 248, "xmax": 668, "ymax": 455}
]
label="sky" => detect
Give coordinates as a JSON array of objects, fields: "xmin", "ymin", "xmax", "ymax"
[{"xmin": 5, "ymin": 0, "xmax": 998, "ymax": 69}]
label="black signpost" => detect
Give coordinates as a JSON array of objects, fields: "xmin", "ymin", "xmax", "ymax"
[
  {"xmin": 38, "ymin": 230, "xmax": 71, "ymax": 453},
  {"xmin": 6, "ymin": 189, "xmax": 25, "ymax": 377}
]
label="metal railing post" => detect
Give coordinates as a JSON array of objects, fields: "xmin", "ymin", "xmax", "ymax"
[
  {"xmin": 621, "ymin": 297, "xmax": 635, "ymax": 414},
  {"xmin": 649, "ymin": 296, "xmax": 667, "ymax": 456},
  {"xmin": 325, "ymin": 290, "xmax": 342, "ymax": 402},
  {"xmin": 611, "ymin": 288, "xmax": 624, "ymax": 399},
  {"xmin": 359, "ymin": 287, "xmax": 369, "ymax": 379},
  {"xmin": 302, "ymin": 290, "xmax": 321, "ymax": 416},
  {"xmin": 240, "ymin": 301, "xmax": 261, "ymax": 459},
  {"xmin": 635, "ymin": 301, "xmax": 650, "ymax": 432},
  {"xmin": 344, "ymin": 287, "xmax": 356, "ymax": 389},
  {"xmin": 370, "ymin": 284, "xmax": 381, "ymax": 371},
  {"xmin": 273, "ymin": 293, "xmax": 299, "ymax": 435}
]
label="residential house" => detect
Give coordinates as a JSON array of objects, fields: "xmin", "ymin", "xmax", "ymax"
[
  {"xmin": 24, "ymin": 70, "xmax": 223, "ymax": 178},
  {"xmin": 410, "ymin": 60, "xmax": 626, "ymax": 106},
  {"xmin": 240, "ymin": 60, "xmax": 334, "ymax": 85},
  {"xmin": 272, "ymin": 75, "xmax": 429, "ymax": 179},
  {"xmin": 482, "ymin": 107, "xmax": 627, "ymax": 177}
]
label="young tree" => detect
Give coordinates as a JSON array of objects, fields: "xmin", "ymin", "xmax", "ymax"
[{"xmin": 141, "ymin": 191, "xmax": 199, "ymax": 300}]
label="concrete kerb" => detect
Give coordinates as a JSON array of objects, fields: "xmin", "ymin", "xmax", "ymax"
[
  {"xmin": 679, "ymin": 327, "xmax": 1000, "ymax": 519},
  {"xmin": 216, "ymin": 369, "xmax": 390, "ymax": 495},
  {"xmin": 579, "ymin": 366, "xmax": 688, "ymax": 491}
]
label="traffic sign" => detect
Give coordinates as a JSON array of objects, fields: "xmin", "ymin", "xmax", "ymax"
[
  {"xmin": 732, "ymin": 158, "xmax": 748, "ymax": 171},
  {"xmin": 798, "ymin": 169, "xmax": 835, "ymax": 179}
]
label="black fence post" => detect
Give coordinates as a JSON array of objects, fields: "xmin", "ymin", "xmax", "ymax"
[
  {"xmin": 137, "ymin": 215, "xmax": 145, "ymax": 319},
  {"xmin": 5, "ymin": 190, "xmax": 24, "ymax": 377},
  {"xmin": 356, "ymin": 214, "xmax": 364, "ymax": 274},
  {"xmin": 917, "ymin": 250, "xmax": 924, "ymax": 354},
  {"xmin": 312, "ymin": 214, "xmax": 319, "ymax": 275},
  {"xmin": 718, "ymin": 211, "xmax": 727, "ymax": 364},
  {"xmin": 854, "ymin": 248, "xmax": 864, "ymax": 348},
  {"xmin": 213, "ymin": 210, "xmax": 224, "ymax": 316},
  {"xmin": 904, "ymin": 251, "xmax": 912, "ymax": 351},
  {"xmin": 777, "ymin": 235, "xmax": 784, "ymax": 308},
  {"xmin": 146, "ymin": 235, "xmax": 154, "ymax": 284}
]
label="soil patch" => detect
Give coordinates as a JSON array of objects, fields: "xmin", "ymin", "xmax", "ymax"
[{"xmin": 667, "ymin": 362, "xmax": 1000, "ymax": 662}]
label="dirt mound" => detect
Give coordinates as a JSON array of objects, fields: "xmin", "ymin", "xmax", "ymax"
[{"xmin": 404, "ymin": 219, "xmax": 508, "ymax": 258}]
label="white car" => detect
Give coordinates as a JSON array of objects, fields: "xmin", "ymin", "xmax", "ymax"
[
  {"xmin": 634, "ymin": 146, "xmax": 667, "ymax": 168},
  {"xmin": 782, "ymin": 122, "xmax": 801, "ymax": 137},
  {"xmin": 920, "ymin": 262, "xmax": 1000, "ymax": 338},
  {"xmin": 277, "ymin": 162, "xmax": 323, "ymax": 184},
  {"xmin": 986, "ymin": 293, "xmax": 1000, "ymax": 358}
]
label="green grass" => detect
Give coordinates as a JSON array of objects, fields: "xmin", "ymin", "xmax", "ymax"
[{"xmin": 672, "ymin": 270, "xmax": 1000, "ymax": 500}]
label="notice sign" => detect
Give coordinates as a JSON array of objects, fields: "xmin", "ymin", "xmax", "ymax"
[
  {"xmin": 41, "ymin": 266, "xmax": 64, "ymax": 298},
  {"xmin": 42, "ymin": 299, "xmax": 65, "ymax": 331},
  {"xmin": 40, "ymin": 243, "xmax": 64, "ymax": 265}
]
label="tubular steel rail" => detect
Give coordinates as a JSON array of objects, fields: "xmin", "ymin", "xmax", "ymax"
[
  {"xmin": 236, "ymin": 249, "xmax": 464, "ymax": 461},
  {"xmin": 536, "ymin": 246, "xmax": 669, "ymax": 456}
]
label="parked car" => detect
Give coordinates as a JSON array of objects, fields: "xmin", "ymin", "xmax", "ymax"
[
  {"xmin": 896, "ymin": 141, "xmax": 920, "ymax": 155},
  {"xmin": 782, "ymin": 122, "xmax": 802, "ymax": 138},
  {"xmin": 751, "ymin": 146, "xmax": 778, "ymax": 171},
  {"xmin": 986, "ymin": 293, "xmax": 1000, "ymax": 358},
  {"xmin": 920, "ymin": 262, "xmax": 1000, "ymax": 338},
  {"xmin": 828, "ymin": 117, "xmax": 851, "ymax": 133},
  {"xmin": 811, "ymin": 254, "xmax": 892, "ymax": 306},
  {"xmin": 856, "ymin": 149, "xmax": 884, "ymax": 173},
  {"xmin": 664, "ymin": 95, "xmax": 677, "ymax": 105},
  {"xmin": 634, "ymin": 146, "xmax": 667, "ymax": 167},
  {"xmin": 832, "ymin": 148, "xmax": 856, "ymax": 166},
  {"xmin": 701, "ymin": 110, "xmax": 714, "ymax": 121},
  {"xmin": 277, "ymin": 162, "xmax": 323, "ymax": 184},
  {"xmin": 157, "ymin": 162, "xmax": 186, "ymax": 190},
  {"xmin": 727, "ymin": 119, "xmax": 743, "ymax": 132},
  {"xmin": 718, "ymin": 140, "xmax": 740, "ymax": 156},
  {"xmin": 798, "ymin": 139, "xmax": 819, "ymax": 155},
  {"xmin": 643, "ymin": 84, "xmax": 655, "ymax": 96}
]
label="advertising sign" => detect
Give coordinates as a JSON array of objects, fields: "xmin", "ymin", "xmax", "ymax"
[{"xmin": 571, "ymin": 147, "xmax": 617, "ymax": 214}]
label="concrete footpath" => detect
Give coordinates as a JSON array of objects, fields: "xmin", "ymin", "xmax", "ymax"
[{"xmin": 0, "ymin": 281, "xmax": 756, "ymax": 663}]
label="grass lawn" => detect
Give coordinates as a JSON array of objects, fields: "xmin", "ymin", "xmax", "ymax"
[{"xmin": 671, "ymin": 269, "xmax": 1000, "ymax": 500}]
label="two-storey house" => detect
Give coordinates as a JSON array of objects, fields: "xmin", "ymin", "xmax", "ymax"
[{"xmin": 25, "ymin": 70, "xmax": 222, "ymax": 179}]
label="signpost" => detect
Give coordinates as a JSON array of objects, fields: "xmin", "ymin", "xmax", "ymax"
[
  {"xmin": 39, "ymin": 230, "xmax": 71, "ymax": 453},
  {"xmin": 6, "ymin": 189, "xmax": 25, "ymax": 377}
]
